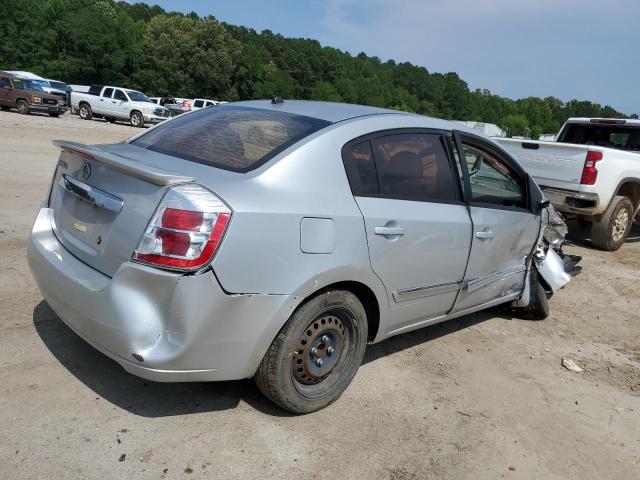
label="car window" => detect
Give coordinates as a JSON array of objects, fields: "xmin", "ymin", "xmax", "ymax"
[
  {"xmin": 194, "ymin": 100, "xmax": 204, "ymax": 108},
  {"xmin": 342, "ymin": 140, "xmax": 378, "ymax": 195},
  {"xmin": 372, "ymin": 133, "xmax": 459, "ymax": 202},
  {"xmin": 205, "ymin": 101, "xmax": 215, "ymax": 107},
  {"xmin": 131, "ymin": 105, "xmax": 331, "ymax": 172},
  {"xmin": 102, "ymin": 88, "xmax": 113, "ymax": 98},
  {"xmin": 0, "ymin": 77, "xmax": 11, "ymax": 89},
  {"xmin": 113, "ymin": 89, "xmax": 127, "ymax": 101},
  {"xmin": 462, "ymin": 143, "xmax": 526, "ymax": 208}
]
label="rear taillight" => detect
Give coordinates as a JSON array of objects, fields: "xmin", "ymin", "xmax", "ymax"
[
  {"xmin": 133, "ymin": 184, "xmax": 231, "ymax": 271},
  {"xmin": 580, "ymin": 150, "xmax": 603, "ymax": 185}
]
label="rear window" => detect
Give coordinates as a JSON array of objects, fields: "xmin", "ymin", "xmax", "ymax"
[
  {"xmin": 558, "ymin": 123, "xmax": 640, "ymax": 152},
  {"xmin": 131, "ymin": 106, "xmax": 331, "ymax": 172}
]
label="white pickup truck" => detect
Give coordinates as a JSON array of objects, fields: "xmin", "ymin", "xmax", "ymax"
[
  {"xmin": 71, "ymin": 85, "xmax": 170, "ymax": 127},
  {"xmin": 496, "ymin": 118, "xmax": 640, "ymax": 251}
]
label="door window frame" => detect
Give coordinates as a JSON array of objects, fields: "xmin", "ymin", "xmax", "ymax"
[
  {"xmin": 341, "ymin": 128, "xmax": 466, "ymax": 206},
  {"xmin": 452, "ymin": 130, "xmax": 534, "ymax": 214}
]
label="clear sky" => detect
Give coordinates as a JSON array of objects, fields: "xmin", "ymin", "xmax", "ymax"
[{"xmin": 140, "ymin": 0, "xmax": 639, "ymax": 115}]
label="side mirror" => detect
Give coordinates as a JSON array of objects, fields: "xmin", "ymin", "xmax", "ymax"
[{"xmin": 538, "ymin": 199, "xmax": 551, "ymax": 210}]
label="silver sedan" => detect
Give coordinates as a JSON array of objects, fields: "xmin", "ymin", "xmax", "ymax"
[{"xmin": 28, "ymin": 100, "xmax": 574, "ymax": 413}]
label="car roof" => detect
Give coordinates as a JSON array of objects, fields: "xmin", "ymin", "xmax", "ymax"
[
  {"xmin": 5, "ymin": 71, "xmax": 45, "ymax": 80},
  {"xmin": 234, "ymin": 99, "xmax": 405, "ymax": 123}
]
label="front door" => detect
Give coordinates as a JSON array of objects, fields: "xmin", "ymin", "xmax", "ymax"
[
  {"xmin": 452, "ymin": 136, "xmax": 540, "ymax": 312},
  {"xmin": 343, "ymin": 130, "xmax": 472, "ymax": 333},
  {"xmin": 112, "ymin": 89, "xmax": 130, "ymax": 118}
]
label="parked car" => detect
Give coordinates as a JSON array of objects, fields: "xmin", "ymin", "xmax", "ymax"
[
  {"xmin": 28, "ymin": 100, "xmax": 576, "ymax": 413},
  {"xmin": 0, "ymin": 71, "xmax": 66, "ymax": 116},
  {"xmin": 191, "ymin": 98, "xmax": 224, "ymax": 110},
  {"xmin": 71, "ymin": 85, "xmax": 170, "ymax": 127},
  {"xmin": 6, "ymin": 71, "xmax": 69, "ymax": 105},
  {"xmin": 496, "ymin": 118, "xmax": 640, "ymax": 250},
  {"xmin": 148, "ymin": 97, "xmax": 191, "ymax": 116}
]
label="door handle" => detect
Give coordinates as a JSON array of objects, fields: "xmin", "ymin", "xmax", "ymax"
[
  {"xmin": 374, "ymin": 226, "xmax": 406, "ymax": 236},
  {"xmin": 475, "ymin": 230, "xmax": 495, "ymax": 239}
]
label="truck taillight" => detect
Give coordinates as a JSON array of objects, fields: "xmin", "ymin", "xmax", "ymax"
[
  {"xmin": 133, "ymin": 184, "xmax": 231, "ymax": 271},
  {"xmin": 580, "ymin": 150, "xmax": 603, "ymax": 185}
]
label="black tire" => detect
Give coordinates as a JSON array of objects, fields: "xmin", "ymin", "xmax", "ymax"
[
  {"xmin": 255, "ymin": 289, "xmax": 368, "ymax": 414},
  {"xmin": 79, "ymin": 103, "xmax": 93, "ymax": 120},
  {"xmin": 591, "ymin": 195, "xmax": 634, "ymax": 251},
  {"xmin": 0, "ymin": 105, "xmax": 10, "ymax": 111},
  {"xmin": 130, "ymin": 110, "xmax": 144, "ymax": 127},
  {"xmin": 516, "ymin": 266, "xmax": 549, "ymax": 320},
  {"xmin": 48, "ymin": 112, "xmax": 60, "ymax": 118},
  {"xmin": 17, "ymin": 99, "xmax": 30, "ymax": 115}
]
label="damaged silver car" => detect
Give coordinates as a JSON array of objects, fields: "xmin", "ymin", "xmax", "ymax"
[{"xmin": 28, "ymin": 100, "xmax": 579, "ymax": 413}]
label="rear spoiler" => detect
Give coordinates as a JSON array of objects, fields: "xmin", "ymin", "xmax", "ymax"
[{"xmin": 53, "ymin": 140, "xmax": 194, "ymax": 186}]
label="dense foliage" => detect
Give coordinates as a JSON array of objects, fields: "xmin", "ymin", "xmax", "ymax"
[{"xmin": 1, "ymin": 0, "xmax": 633, "ymax": 137}]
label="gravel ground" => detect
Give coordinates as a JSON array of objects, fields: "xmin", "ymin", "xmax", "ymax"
[{"xmin": 1, "ymin": 110, "xmax": 639, "ymax": 480}]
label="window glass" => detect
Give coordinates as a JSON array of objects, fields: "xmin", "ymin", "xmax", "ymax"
[
  {"xmin": 342, "ymin": 140, "xmax": 378, "ymax": 195},
  {"xmin": 131, "ymin": 105, "xmax": 330, "ymax": 172},
  {"xmin": 113, "ymin": 89, "xmax": 127, "ymax": 101},
  {"xmin": 102, "ymin": 88, "xmax": 113, "ymax": 98},
  {"xmin": 372, "ymin": 133, "xmax": 458, "ymax": 202},
  {"xmin": 194, "ymin": 100, "xmax": 204, "ymax": 108},
  {"xmin": 0, "ymin": 77, "xmax": 11, "ymax": 88},
  {"xmin": 462, "ymin": 144, "xmax": 525, "ymax": 208}
]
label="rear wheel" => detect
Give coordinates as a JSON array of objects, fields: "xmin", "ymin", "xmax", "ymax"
[
  {"xmin": 515, "ymin": 266, "xmax": 549, "ymax": 320},
  {"xmin": 79, "ymin": 103, "xmax": 92, "ymax": 120},
  {"xmin": 130, "ymin": 111, "xmax": 144, "ymax": 127},
  {"xmin": 17, "ymin": 100, "xmax": 30, "ymax": 115},
  {"xmin": 591, "ymin": 195, "xmax": 633, "ymax": 251},
  {"xmin": 255, "ymin": 289, "xmax": 368, "ymax": 414}
]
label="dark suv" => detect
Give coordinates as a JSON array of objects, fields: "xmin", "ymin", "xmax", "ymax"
[{"xmin": 0, "ymin": 72, "xmax": 66, "ymax": 117}]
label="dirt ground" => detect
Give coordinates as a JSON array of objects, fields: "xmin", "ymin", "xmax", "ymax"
[{"xmin": 1, "ymin": 110, "xmax": 639, "ymax": 480}]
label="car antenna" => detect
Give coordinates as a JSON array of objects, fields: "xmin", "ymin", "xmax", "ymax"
[{"xmin": 271, "ymin": 96, "xmax": 284, "ymax": 104}]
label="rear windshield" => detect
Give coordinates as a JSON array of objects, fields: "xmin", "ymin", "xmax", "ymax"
[
  {"xmin": 131, "ymin": 106, "xmax": 331, "ymax": 172},
  {"xmin": 558, "ymin": 123, "xmax": 640, "ymax": 152}
]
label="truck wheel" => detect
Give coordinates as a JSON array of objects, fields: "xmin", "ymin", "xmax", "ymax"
[
  {"xmin": 17, "ymin": 100, "xmax": 30, "ymax": 115},
  {"xmin": 130, "ymin": 111, "xmax": 144, "ymax": 127},
  {"xmin": 254, "ymin": 289, "xmax": 368, "ymax": 414},
  {"xmin": 515, "ymin": 266, "xmax": 549, "ymax": 321},
  {"xmin": 79, "ymin": 103, "xmax": 93, "ymax": 120},
  {"xmin": 591, "ymin": 195, "xmax": 633, "ymax": 251}
]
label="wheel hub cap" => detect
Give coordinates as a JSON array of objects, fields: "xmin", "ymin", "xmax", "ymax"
[
  {"xmin": 612, "ymin": 209, "xmax": 629, "ymax": 242},
  {"xmin": 292, "ymin": 314, "xmax": 346, "ymax": 385}
]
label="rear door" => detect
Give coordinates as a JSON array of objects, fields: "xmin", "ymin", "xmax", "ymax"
[
  {"xmin": 0, "ymin": 77, "xmax": 12, "ymax": 105},
  {"xmin": 452, "ymin": 133, "xmax": 540, "ymax": 312},
  {"xmin": 96, "ymin": 87, "xmax": 113, "ymax": 115},
  {"xmin": 344, "ymin": 130, "xmax": 472, "ymax": 333}
]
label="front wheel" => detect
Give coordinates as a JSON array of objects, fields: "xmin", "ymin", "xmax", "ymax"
[
  {"xmin": 255, "ymin": 289, "xmax": 368, "ymax": 414},
  {"xmin": 591, "ymin": 196, "xmax": 634, "ymax": 251},
  {"xmin": 515, "ymin": 266, "xmax": 549, "ymax": 320},
  {"xmin": 17, "ymin": 99, "xmax": 30, "ymax": 115},
  {"xmin": 130, "ymin": 111, "xmax": 144, "ymax": 127}
]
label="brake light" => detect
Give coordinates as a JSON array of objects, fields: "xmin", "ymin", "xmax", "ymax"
[
  {"xmin": 133, "ymin": 184, "xmax": 231, "ymax": 271},
  {"xmin": 580, "ymin": 150, "xmax": 603, "ymax": 185}
]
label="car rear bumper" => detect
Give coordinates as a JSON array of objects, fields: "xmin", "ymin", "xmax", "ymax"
[
  {"xmin": 541, "ymin": 186, "xmax": 600, "ymax": 215},
  {"xmin": 28, "ymin": 207, "xmax": 298, "ymax": 382}
]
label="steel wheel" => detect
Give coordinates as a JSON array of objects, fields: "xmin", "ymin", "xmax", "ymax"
[
  {"xmin": 17, "ymin": 100, "xmax": 29, "ymax": 115},
  {"xmin": 79, "ymin": 104, "xmax": 91, "ymax": 120},
  {"xmin": 612, "ymin": 208, "xmax": 629, "ymax": 242},
  {"xmin": 130, "ymin": 111, "xmax": 143, "ymax": 127}
]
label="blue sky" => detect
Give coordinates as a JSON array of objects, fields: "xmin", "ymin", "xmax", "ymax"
[{"xmin": 141, "ymin": 0, "xmax": 639, "ymax": 115}]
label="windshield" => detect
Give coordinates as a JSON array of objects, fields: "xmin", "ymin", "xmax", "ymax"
[
  {"xmin": 12, "ymin": 79, "xmax": 44, "ymax": 91},
  {"xmin": 131, "ymin": 105, "xmax": 331, "ymax": 172},
  {"xmin": 126, "ymin": 90, "xmax": 151, "ymax": 103},
  {"xmin": 558, "ymin": 123, "xmax": 640, "ymax": 152},
  {"xmin": 49, "ymin": 81, "xmax": 68, "ymax": 90}
]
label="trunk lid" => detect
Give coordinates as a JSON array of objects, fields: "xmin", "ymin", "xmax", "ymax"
[
  {"xmin": 496, "ymin": 138, "xmax": 595, "ymax": 191},
  {"xmin": 49, "ymin": 141, "xmax": 194, "ymax": 277}
]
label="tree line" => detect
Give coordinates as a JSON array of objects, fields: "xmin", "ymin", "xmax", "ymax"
[{"xmin": 1, "ymin": 0, "xmax": 634, "ymax": 137}]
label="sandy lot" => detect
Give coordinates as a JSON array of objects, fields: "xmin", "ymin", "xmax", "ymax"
[{"xmin": 1, "ymin": 111, "xmax": 639, "ymax": 480}]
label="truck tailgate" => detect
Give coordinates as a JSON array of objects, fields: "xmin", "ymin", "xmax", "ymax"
[{"xmin": 496, "ymin": 138, "xmax": 592, "ymax": 191}]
